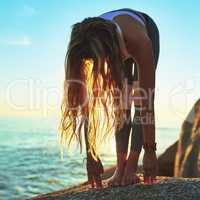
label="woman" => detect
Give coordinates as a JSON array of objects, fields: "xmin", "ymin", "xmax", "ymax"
[{"xmin": 60, "ymin": 8, "xmax": 160, "ymax": 189}]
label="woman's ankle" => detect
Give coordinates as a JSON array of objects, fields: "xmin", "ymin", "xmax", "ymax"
[
  {"xmin": 116, "ymin": 152, "xmax": 127, "ymax": 169},
  {"xmin": 128, "ymin": 150, "xmax": 140, "ymax": 160}
]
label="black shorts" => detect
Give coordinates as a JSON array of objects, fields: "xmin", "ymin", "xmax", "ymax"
[{"xmin": 121, "ymin": 8, "xmax": 160, "ymax": 84}]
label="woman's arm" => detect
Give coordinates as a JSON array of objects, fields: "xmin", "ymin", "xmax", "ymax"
[{"xmin": 84, "ymin": 115, "xmax": 104, "ymax": 189}]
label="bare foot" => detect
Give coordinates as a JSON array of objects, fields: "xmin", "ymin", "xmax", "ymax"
[
  {"xmin": 121, "ymin": 151, "xmax": 141, "ymax": 186},
  {"xmin": 107, "ymin": 166, "xmax": 124, "ymax": 187},
  {"xmin": 107, "ymin": 153, "xmax": 127, "ymax": 187}
]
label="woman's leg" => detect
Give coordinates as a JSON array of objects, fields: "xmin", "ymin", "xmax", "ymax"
[
  {"xmin": 130, "ymin": 13, "xmax": 160, "ymax": 151},
  {"xmin": 114, "ymin": 59, "xmax": 141, "ymax": 186},
  {"xmin": 115, "ymin": 109, "xmax": 132, "ymax": 154},
  {"xmin": 131, "ymin": 80, "xmax": 143, "ymax": 153},
  {"xmin": 140, "ymin": 12, "xmax": 160, "ymax": 69},
  {"xmin": 107, "ymin": 59, "xmax": 133, "ymax": 186},
  {"xmin": 129, "ymin": 12, "xmax": 160, "ymax": 152},
  {"xmin": 122, "ymin": 12, "xmax": 160, "ymax": 185},
  {"xmin": 107, "ymin": 109, "xmax": 131, "ymax": 187},
  {"xmin": 121, "ymin": 80, "xmax": 142, "ymax": 186}
]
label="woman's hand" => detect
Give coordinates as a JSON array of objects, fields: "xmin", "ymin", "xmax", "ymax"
[
  {"xmin": 86, "ymin": 153, "xmax": 104, "ymax": 189},
  {"xmin": 143, "ymin": 151, "xmax": 158, "ymax": 184}
]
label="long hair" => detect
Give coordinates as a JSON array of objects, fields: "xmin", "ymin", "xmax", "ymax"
[{"xmin": 59, "ymin": 17, "xmax": 126, "ymax": 159}]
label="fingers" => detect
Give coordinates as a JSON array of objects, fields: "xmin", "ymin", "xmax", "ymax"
[
  {"xmin": 94, "ymin": 174, "xmax": 103, "ymax": 189},
  {"xmin": 144, "ymin": 175, "xmax": 157, "ymax": 185},
  {"xmin": 88, "ymin": 174, "xmax": 103, "ymax": 189},
  {"xmin": 87, "ymin": 171, "xmax": 96, "ymax": 188},
  {"xmin": 88, "ymin": 177, "xmax": 95, "ymax": 188},
  {"xmin": 144, "ymin": 168, "xmax": 151, "ymax": 176},
  {"xmin": 144, "ymin": 168, "xmax": 157, "ymax": 185},
  {"xmin": 144, "ymin": 176, "xmax": 153, "ymax": 185}
]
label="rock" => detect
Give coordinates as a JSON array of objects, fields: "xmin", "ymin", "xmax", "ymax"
[
  {"xmin": 156, "ymin": 98, "xmax": 200, "ymax": 178},
  {"xmin": 157, "ymin": 141, "xmax": 178, "ymax": 177},
  {"xmin": 174, "ymin": 98, "xmax": 200, "ymax": 177},
  {"xmin": 29, "ymin": 176, "xmax": 200, "ymax": 200},
  {"xmin": 29, "ymin": 99, "xmax": 200, "ymax": 199}
]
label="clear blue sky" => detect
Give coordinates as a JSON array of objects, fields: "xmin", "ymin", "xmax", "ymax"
[{"xmin": 0, "ymin": 0, "xmax": 199, "ymax": 128}]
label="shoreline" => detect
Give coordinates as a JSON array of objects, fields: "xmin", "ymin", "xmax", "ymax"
[{"xmin": 29, "ymin": 166, "xmax": 200, "ymax": 200}]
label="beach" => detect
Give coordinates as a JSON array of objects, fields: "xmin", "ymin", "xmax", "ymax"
[{"xmin": 0, "ymin": 117, "xmax": 179, "ymax": 199}]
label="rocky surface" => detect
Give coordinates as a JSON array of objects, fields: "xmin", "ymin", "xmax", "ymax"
[
  {"xmin": 157, "ymin": 141, "xmax": 178, "ymax": 177},
  {"xmin": 154, "ymin": 98, "xmax": 200, "ymax": 178},
  {"xmin": 174, "ymin": 98, "xmax": 200, "ymax": 177},
  {"xmin": 30, "ymin": 175, "xmax": 200, "ymax": 200},
  {"xmin": 30, "ymin": 98, "xmax": 200, "ymax": 199}
]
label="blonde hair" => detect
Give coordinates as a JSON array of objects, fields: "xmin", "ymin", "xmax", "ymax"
[{"xmin": 59, "ymin": 17, "xmax": 126, "ymax": 160}]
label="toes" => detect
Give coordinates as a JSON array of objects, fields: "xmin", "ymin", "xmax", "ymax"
[
  {"xmin": 144, "ymin": 176, "xmax": 154, "ymax": 185},
  {"xmin": 113, "ymin": 181, "xmax": 120, "ymax": 187},
  {"xmin": 121, "ymin": 177, "xmax": 126, "ymax": 186},
  {"xmin": 133, "ymin": 175, "xmax": 140, "ymax": 184},
  {"xmin": 121, "ymin": 175, "xmax": 140, "ymax": 186},
  {"xmin": 107, "ymin": 178, "xmax": 120, "ymax": 187},
  {"xmin": 121, "ymin": 176, "xmax": 130, "ymax": 186},
  {"xmin": 112, "ymin": 181, "xmax": 120, "ymax": 187}
]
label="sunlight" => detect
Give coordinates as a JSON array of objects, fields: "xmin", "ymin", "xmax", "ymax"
[{"xmin": 81, "ymin": 58, "xmax": 118, "ymax": 158}]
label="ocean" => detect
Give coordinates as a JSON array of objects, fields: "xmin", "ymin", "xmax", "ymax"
[{"xmin": 0, "ymin": 117, "xmax": 180, "ymax": 200}]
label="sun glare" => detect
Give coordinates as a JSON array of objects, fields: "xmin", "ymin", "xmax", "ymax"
[{"xmin": 81, "ymin": 59, "xmax": 118, "ymax": 157}]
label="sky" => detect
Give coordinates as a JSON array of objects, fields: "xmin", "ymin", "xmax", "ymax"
[{"xmin": 0, "ymin": 0, "xmax": 199, "ymax": 128}]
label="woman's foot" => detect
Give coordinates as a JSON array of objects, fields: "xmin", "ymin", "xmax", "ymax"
[
  {"xmin": 121, "ymin": 151, "xmax": 141, "ymax": 186},
  {"xmin": 107, "ymin": 166, "xmax": 125, "ymax": 187},
  {"xmin": 107, "ymin": 153, "xmax": 127, "ymax": 187}
]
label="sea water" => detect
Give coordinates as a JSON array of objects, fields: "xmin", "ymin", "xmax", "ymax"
[{"xmin": 0, "ymin": 117, "xmax": 180, "ymax": 200}]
